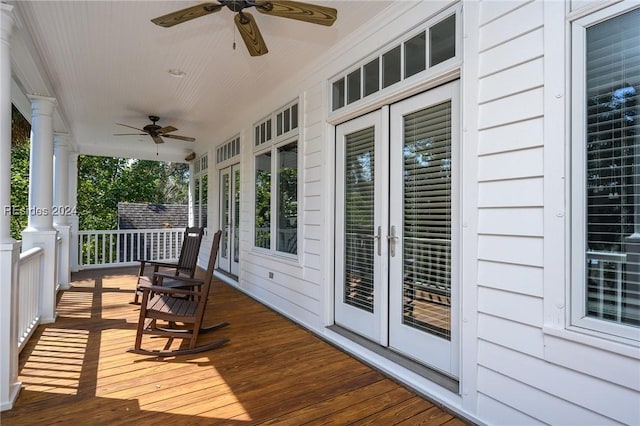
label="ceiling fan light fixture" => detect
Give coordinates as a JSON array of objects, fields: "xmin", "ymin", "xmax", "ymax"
[{"xmin": 168, "ymin": 69, "xmax": 186, "ymax": 78}]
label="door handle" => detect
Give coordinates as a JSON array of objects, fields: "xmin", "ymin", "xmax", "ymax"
[
  {"xmin": 364, "ymin": 226, "xmax": 382, "ymax": 256},
  {"xmin": 387, "ymin": 225, "xmax": 399, "ymax": 257}
]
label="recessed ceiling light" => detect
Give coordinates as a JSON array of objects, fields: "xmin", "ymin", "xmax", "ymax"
[{"xmin": 168, "ymin": 69, "xmax": 186, "ymax": 78}]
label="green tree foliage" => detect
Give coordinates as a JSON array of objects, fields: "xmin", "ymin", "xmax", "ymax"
[
  {"xmin": 10, "ymin": 106, "xmax": 30, "ymax": 240},
  {"xmin": 10, "ymin": 139, "xmax": 30, "ymax": 239},
  {"xmin": 78, "ymin": 156, "xmax": 189, "ymax": 231},
  {"xmin": 10, "ymin": 104, "xmax": 189, "ymax": 236}
]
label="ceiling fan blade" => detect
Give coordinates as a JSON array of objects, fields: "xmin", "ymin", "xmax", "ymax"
[
  {"xmin": 151, "ymin": 2, "xmax": 223, "ymax": 28},
  {"xmin": 114, "ymin": 133, "xmax": 147, "ymax": 136},
  {"xmin": 234, "ymin": 12, "xmax": 268, "ymax": 56},
  {"xmin": 116, "ymin": 123, "xmax": 145, "ymax": 132},
  {"xmin": 151, "ymin": 134, "xmax": 165, "ymax": 144},
  {"xmin": 163, "ymin": 134, "xmax": 196, "ymax": 142},
  {"xmin": 257, "ymin": 1, "xmax": 337, "ymax": 26},
  {"xmin": 157, "ymin": 125, "xmax": 178, "ymax": 134}
]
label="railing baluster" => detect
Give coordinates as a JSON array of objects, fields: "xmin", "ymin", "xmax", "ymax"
[
  {"xmin": 586, "ymin": 251, "xmax": 627, "ymax": 322},
  {"xmin": 76, "ymin": 228, "xmax": 183, "ymax": 269},
  {"xmin": 18, "ymin": 247, "xmax": 44, "ymax": 352}
]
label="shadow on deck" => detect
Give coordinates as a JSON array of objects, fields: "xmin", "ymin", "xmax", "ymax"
[{"xmin": 1, "ymin": 267, "xmax": 469, "ymax": 425}]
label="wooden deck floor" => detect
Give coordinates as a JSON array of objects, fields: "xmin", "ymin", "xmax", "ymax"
[{"xmin": 2, "ymin": 267, "xmax": 469, "ymax": 425}]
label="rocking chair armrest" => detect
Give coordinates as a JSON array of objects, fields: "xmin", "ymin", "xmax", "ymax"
[
  {"xmin": 153, "ymin": 272, "xmax": 202, "ymax": 285},
  {"xmin": 136, "ymin": 259, "xmax": 175, "ymax": 276},
  {"xmin": 141, "ymin": 260, "xmax": 180, "ymax": 269},
  {"xmin": 140, "ymin": 284, "xmax": 202, "ymax": 297}
]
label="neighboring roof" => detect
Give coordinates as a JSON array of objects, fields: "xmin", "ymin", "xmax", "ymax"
[{"xmin": 117, "ymin": 203, "xmax": 188, "ymax": 230}]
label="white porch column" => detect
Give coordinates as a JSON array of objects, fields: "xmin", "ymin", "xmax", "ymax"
[
  {"xmin": 22, "ymin": 95, "xmax": 58, "ymax": 324},
  {"xmin": 68, "ymin": 150, "xmax": 79, "ymax": 272},
  {"xmin": 0, "ymin": 2, "xmax": 22, "ymax": 411},
  {"xmin": 53, "ymin": 133, "xmax": 71, "ymax": 289}
]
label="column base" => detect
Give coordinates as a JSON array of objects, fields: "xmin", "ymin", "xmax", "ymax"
[
  {"xmin": 0, "ymin": 382, "xmax": 21, "ymax": 412},
  {"xmin": 54, "ymin": 224, "xmax": 71, "ymax": 290},
  {"xmin": 0, "ymin": 241, "xmax": 21, "ymax": 411}
]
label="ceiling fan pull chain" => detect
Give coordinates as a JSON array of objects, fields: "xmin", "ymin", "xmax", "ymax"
[{"xmin": 233, "ymin": 24, "xmax": 237, "ymax": 50}]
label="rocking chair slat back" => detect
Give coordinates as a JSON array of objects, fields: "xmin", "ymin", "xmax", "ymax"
[
  {"xmin": 132, "ymin": 226, "xmax": 204, "ymax": 304},
  {"xmin": 176, "ymin": 226, "xmax": 205, "ymax": 275}
]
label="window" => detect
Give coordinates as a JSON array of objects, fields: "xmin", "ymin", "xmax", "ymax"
[
  {"xmin": 330, "ymin": 7, "xmax": 458, "ymax": 112},
  {"xmin": 276, "ymin": 141, "xmax": 298, "ymax": 254},
  {"xmin": 255, "ymin": 152, "xmax": 271, "ymax": 249},
  {"xmin": 216, "ymin": 136, "xmax": 240, "ymax": 164},
  {"xmin": 253, "ymin": 101, "xmax": 299, "ymax": 256},
  {"xmin": 572, "ymin": 4, "xmax": 640, "ymax": 341},
  {"xmin": 254, "ymin": 117, "xmax": 272, "ymax": 147}
]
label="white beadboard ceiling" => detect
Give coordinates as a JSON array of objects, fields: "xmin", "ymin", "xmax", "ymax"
[{"xmin": 9, "ymin": 1, "xmax": 393, "ymax": 162}]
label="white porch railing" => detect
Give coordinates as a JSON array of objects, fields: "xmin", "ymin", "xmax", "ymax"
[
  {"xmin": 18, "ymin": 247, "xmax": 43, "ymax": 353},
  {"xmin": 77, "ymin": 228, "xmax": 185, "ymax": 269},
  {"xmin": 586, "ymin": 250, "xmax": 627, "ymax": 322}
]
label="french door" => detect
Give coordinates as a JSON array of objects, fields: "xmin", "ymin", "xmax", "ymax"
[
  {"xmin": 219, "ymin": 165, "xmax": 240, "ymax": 277},
  {"xmin": 335, "ymin": 81, "xmax": 459, "ymax": 377}
]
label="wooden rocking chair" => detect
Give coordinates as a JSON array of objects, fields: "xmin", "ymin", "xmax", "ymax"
[
  {"xmin": 128, "ymin": 230, "xmax": 229, "ymax": 357},
  {"xmin": 131, "ymin": 226, "xmax": 204, "ymax": 304}
]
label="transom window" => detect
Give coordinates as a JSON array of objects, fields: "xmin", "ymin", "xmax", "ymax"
[
  {"xmin": 331, "ymin": 9, "xmax": 457, "ymax": 112},
  {"xmin": 216, "ymin": 136, "xmax": 240, "ymax": 164}
]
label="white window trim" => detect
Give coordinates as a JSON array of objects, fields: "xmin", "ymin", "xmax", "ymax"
[
  {"xmin": 542, "ymin": 1, "xmax": 640, "ymax": 377},
  {"xmin": 569, "ymin": 1, "xmax": 640, "ymax": 344},
  {"xmin": 274, "ymin": 135, "xmax": 300, "ymax": 260},
  {"xmin": 537, "ymin": 3, "xmax": 640, "ymax": 397},
  {"xmin": 251, "ymin": 100, "xmax": 301, "ymax": 260}
]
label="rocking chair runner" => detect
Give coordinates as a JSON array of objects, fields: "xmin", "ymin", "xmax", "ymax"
[
  {"xmin": 131, "ymin": 226, "xmax": 204, "ymax": 304},
  {"xmin": 128, "ymin": 230, "xmax": 229, "ymax": 357}
]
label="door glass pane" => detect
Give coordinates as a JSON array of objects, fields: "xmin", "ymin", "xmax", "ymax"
[
  {"xmin": 585, "ymin": 8, "xmax": 640, "ymax": 326},
  {"xmin": 201, "ymin": 175, "xmax": 208, "ymax": 228},
  {"xmin": 344, "ymin": 127, "xmax": 376, "ymax": 312},
  {"xmin": 194, "ymin": 179, "xmax": 200, "ymax": 229},
  {"xmin": 221, "ymin": 173, "xmax": 230, "ymax": 259},
  {"xmin": 234, "ymin": 169, "xmax": 241, "ymax": 263},
  {"xmin": 403, "ymin": 101, "xmax": 452, "ymax": 340}
]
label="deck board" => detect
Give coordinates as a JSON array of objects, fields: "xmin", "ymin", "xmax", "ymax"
[{"xmin": 1, "ymin": 267, "xmax": 470, "ymax": 425}]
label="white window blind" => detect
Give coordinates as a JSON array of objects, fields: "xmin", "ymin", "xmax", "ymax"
[
  {"xmin": 584, "ymin": 7, "xmax": 640, "ymax": 327},
  {"xmin": 343, "ymin": 127, "xmax": 375, "ymax": 313},
  {"xmin": 402, "ymin": 101, "xmax": 452, "ymax": 339}
]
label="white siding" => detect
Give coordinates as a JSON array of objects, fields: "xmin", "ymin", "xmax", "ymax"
[
  {"xmin": 474, "ymin": 1, "xmax": 639, "ymax": 424},
  {"xmin": 206, "ymin": 1, "xmax": 640, "ymax": 424}
]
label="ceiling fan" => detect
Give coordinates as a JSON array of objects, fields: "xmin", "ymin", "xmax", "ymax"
[
  {"xmin": 114, "ymin": 115, "xmax": 195, "ymax": 144},
  {"xmin": 151, "ymin": 1, "xmax": 338, "ymax": 56}
]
